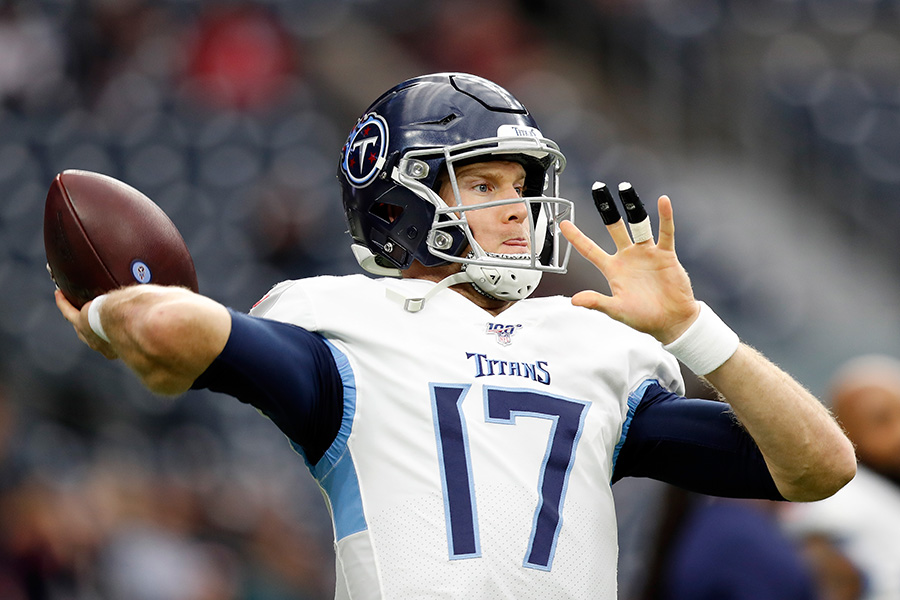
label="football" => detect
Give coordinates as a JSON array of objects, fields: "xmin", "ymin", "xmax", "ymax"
[{"xmin": 44, "ymin": 170, "xmax": 199, "ymax": 308}]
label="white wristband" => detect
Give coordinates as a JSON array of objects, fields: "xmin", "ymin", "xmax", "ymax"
[
  {"xmin": 88, "ymin": 294, "xmax": 111, "ymax": 343},
  {"xmin": 663, "ymin": 301, "xmax": 739, "ymax": 375}
]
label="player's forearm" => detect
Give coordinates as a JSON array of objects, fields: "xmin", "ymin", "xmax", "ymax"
[
  {"xmin": 703, "ymin": 344, "xmax": 856, "ymax": 502},
  {"xmin": 88, "ymin": 285, "xmax": 231, "ymax": 395}
]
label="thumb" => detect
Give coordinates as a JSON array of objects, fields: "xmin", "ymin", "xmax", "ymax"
[{"xmin": 571, "ymin": 290, "xmax": 615, "ymax": 314}]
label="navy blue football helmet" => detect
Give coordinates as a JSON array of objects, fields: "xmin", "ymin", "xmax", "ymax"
[{"xmin": 338, "ymin": 72, "xmax": 573, "ymax": 301}]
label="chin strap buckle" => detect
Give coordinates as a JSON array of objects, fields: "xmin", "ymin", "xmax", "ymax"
[{"xmin": 385, "ymin": 272, "xmax": 472, "ymax": 313}]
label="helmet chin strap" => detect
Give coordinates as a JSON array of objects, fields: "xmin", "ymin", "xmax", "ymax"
[
  {"xmin": 385, "ymin": 254, "xmax": 542, "ymax": 313},
  {"xmin": 385, "ymin": 272, "xmax": 472, "ymax": 313}
]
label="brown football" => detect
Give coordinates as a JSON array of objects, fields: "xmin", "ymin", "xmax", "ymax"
[{"xmin": 44, "ymin": 170, "xmax": 198, "ymax": 308}]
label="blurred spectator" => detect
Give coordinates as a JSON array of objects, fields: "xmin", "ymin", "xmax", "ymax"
[
  {"xmin": 97, "ymin": 523, "xmax": 240, "ymax": 600},
  {"xmin": 801, "ymin": 534, "xmax": 866, "ymax": 600},
  {"xmin": 0, "ymin": 386, "xmax": 23, "ymax": 492},
  {"xmin": 785, "ymin": 355, "xmax": 900, "ymax": 600},
  {"xmin": 407, "ymin": 0, "xmax": 545, "ymax": 85},
  {"xmin": 0, "ymin": 5, "xmax": 66, "ymax": 110},
  {"xmin": 651, "ymin": 494, "xmax": 820, "ymax": 600},
  {"xmin": 181, "ymin": 5, "xmax": 298, "ymax": 112},
  {"xmin": 636, "ymin": 374, "xmax": 853, "ymax": 600}
]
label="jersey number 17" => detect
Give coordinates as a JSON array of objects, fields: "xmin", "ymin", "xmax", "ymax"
[{"xmin": 430, "ymin": 384, "xmax": 590, "ymax": 571}]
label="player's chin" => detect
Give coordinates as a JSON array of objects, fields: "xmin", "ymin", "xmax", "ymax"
[{"xmin": 499, "ymin": 245, "xmax": 529, "ymax": 256}]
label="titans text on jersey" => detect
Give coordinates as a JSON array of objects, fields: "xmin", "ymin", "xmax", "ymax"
[{"xmin": 466, "ymin": 352, "xmax": 551, "ymax": 384}]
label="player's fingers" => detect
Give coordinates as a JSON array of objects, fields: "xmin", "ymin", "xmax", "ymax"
[
  {"xmin": 560, "ymin": 220, "xmax": 611, "ymax": 269},
  {"xmin": 56, "ymin": 291, "xmax": 118, "ymax": 359},
  {"xmin": 618, "ymin": 183, "xmax": 653, "ymax": 245},
  {"xmin": 605, "ymin": 219, "xmax": 634, "ymax": 251},
  {"xmin": 55, "ymin": 289, "xmax": 80, "ymax": 325},
  {"xmin": 590, "ymin": 181, "xmax": 639, "ymax": 250},
  {"xmin": 656, "ymin": 195, "xmax": 675, "ymax": 252},
  {"xmin": 571, "ymin": 290, "xmax": 615, "ymax": 314}
]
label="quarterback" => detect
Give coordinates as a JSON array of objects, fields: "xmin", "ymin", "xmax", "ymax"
[{"xmin": 56, "ymin": 73, "xmax": 855, "ymax": 599}]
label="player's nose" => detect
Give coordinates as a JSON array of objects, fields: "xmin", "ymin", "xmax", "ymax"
[{"xmin": 500, "ymin": 184, "xmax": 528, "ymax": 223}]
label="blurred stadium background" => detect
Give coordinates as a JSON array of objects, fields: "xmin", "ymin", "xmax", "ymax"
[{"xmin": 2, "ymin": 0, "xmax": 900, "ymax": 598}]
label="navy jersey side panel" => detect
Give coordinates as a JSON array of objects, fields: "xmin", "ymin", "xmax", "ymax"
[
  {"xmin": 612, "ymin": 382, "xmax": 784, "ymax": 500},
  {"xmin": 192, "ymin": 309, "xmax": 344, "ymax": 465}
]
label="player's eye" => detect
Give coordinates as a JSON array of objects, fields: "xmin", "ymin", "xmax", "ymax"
[{"xmin": 473, "ymin": 183, "xmax": 490, "ymax": 193}]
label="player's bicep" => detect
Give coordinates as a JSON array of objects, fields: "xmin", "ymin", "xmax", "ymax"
[
  {"xmin": 193, "ymin": 309, "xmax": 343, "ymax": 464},
  {"xmin": 612, "ymin": 383, "xmax": 784, "ymax": 500}
]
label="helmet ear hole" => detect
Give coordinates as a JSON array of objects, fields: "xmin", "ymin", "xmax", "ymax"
[{"xmin": 370, "ymin": 202, "xmax": 404, "ymax": 224}]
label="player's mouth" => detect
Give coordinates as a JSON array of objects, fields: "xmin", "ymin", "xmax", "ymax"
[{"xmin": 502, "ymin": 237, "xmax": 529, "ymax": 252}]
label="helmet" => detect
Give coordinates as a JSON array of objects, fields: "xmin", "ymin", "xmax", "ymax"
[{"xmin": 338, "ymin": 72, "xmax": 573, "ymax": 302}]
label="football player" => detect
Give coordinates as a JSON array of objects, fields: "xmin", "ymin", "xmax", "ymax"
[{"xmin": 56, "ymin": 73, "xmax": 855, "ymax": 600}]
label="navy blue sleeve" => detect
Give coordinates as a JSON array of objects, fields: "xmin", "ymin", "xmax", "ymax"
[
  {"xmin": 611, "ymin": 383, "xmax": 784, "ymax": 500},
  {"xmin": 191, "ymin": 309, "xmax": 343, "ymax": 465}
]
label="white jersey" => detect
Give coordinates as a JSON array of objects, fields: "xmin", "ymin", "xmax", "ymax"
[{"xmin": 251, "ymin": 274, "xmax": 683, "ymax": 600}]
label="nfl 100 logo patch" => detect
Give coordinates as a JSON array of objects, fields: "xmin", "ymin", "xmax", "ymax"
[{"xmin": 486, "ymin": 322, "xmax": 522, "ymax": 346}]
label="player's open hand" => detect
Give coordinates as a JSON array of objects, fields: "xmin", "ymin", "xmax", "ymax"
[
  {"xmin": 55, "ymin": 289, "xmax": 118, "ymax": 360},
  {"xmin": 560, "ymin": 195, "xmax": 699, "ymax": 344}
]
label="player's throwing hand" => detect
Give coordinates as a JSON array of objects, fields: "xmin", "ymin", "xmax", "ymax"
[
  {"xmin": 55, "ymin": 290, "xmax": 119, "ymax": 360},
  {"xmin": 559, "ymin": 194, "xmax": 700, "ymax": 345}
]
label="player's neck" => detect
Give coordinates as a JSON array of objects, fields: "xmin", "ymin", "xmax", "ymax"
[{"xmin": 402, "ymin": 262, "xmax": 515, "ymax": 316}]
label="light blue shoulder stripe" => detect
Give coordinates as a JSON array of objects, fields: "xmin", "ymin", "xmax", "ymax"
[
  {"xmin": 291, "ymin": 340, "xmax": 366, "ymax": 541},
  {"xmin": 610, "ymin": 379, "xmax": 658, "ymax": 478}
]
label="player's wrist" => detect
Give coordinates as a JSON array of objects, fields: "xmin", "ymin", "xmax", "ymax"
[
  {"xmin": 87, "ymin": 294, "xmax": 111, "ymax": 343},
  {"xmin": 663, "ymin": 301, "xmax": 739, "ymax": 375}
]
